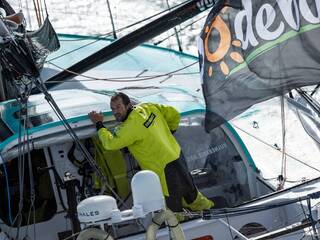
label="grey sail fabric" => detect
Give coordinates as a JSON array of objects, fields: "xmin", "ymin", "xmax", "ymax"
[
  {"xmin": 198, "ymin": 0, "xmax": 320, "ymax": 130},
  {"xmin": 27, "ymin": 17, "xmax": 60, "ymax": 68}
]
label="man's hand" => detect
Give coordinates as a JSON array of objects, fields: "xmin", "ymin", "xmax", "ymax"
[{"xmin": 88, "ymin": 111, "xmax": 104, "ymax": 124}]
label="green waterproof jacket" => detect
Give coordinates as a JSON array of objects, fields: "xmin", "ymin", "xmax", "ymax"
[{"xmin": 98, "ymin": 103, "xmax": 181, "ymax": 196}]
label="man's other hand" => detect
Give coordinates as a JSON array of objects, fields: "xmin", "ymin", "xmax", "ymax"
[{"xmin": 88, "ymin": 111, "xmax": 104, "ymax": 124}]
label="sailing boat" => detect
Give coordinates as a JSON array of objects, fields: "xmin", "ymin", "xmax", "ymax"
[{"xmin": 0, "ymin": 0, "xmax": 320, "ymax": 239}]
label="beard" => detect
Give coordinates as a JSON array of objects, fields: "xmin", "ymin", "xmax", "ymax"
[{"xmin": 115, "ymin": 114, "xmax": 123, "ymax": 122}]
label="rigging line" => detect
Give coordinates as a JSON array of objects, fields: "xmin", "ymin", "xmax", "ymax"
[
  {"xmin": 31, "ymin": 0, "xmax": 41, "ymax": 27},
  {"xmin": 36, "ymin": 0, "xmax": 43, "ymax": 25},
  {"xmin": 231, "ymin": 123, "xmax": 320, "ymax": 173},
  {"xmin": 45, "ymin": 37, "xmax": 111, "ymax": 62},
  {"xmin": 224, "ymin": 212, "xmax": 234, "ymax": 240},
  {"xmin": 105, "ymin": 0, "xmax": 117, "ymax": 39},
  {"xmin": 45, "ymin": 60, "xmax": 198, "ymax": 83},
  {"xmin": 154, "ymin": 15, "xmax": 207, "ymax": 46},
  {"xmin": 41, "ymin": 71, "xmax": 199, "ymax": 83},
  {"xmin": 35, "ymin": 0, "xmax": 42, "ymax": 26},
  {"xmin": 165, "ymin": 0, "xmax": 182, "ymax": 52},
  {"xmin": 14, "ymin": 102, "xmax": 28, "ymax": 239},
  {"xmin": 42, "ymin": 0, "xmax": 49, "ymax": 16},
  {"xmin": 204, "ymin": 197, "xmax": 317, "ymax": 218},
  {"xmin": 278, "ymin": 95, "xmax": 287, "ymax": 190},
  {"xmin": 14, "ymin": 86, "xmax": 33, "ymax": 235},
  {"xmin": 307, "ymin": 198, "xmax": 319, "ymax": 240},
  {"xmin": 311, "ymin": 85, "xmax": 320, "ymax": 97},
  {"xmin": 45, "ymin": 3, "xmax": 193, "ymax": 63},
  {"xmin": 261, "ymin": 176, "xmax": 306, "ymax": 183},
  {"xmin": 300, "ymin": 200, "xmax": 309, "ymax": 228},
  {"xmin": 286, "ymin": 226, "xmax": 319, "ymax": 240},
  {"xmin": 283, "ymin": 200, "xmax": 320, "ymax": 234},
  {"xmin": 39, "ymin": 0, "xmax": 45, "ymax": 21},
  {"xmin": 302, "ymin": 226, "xmax": 320, "ymax": 240},
  {"xmin": 16, "ymin": 101, "xmax": 27, "ymax": 220},
  {"xmin": 274, "ymin": 199, "xmax": 311, "ymax": 230},
  {"xmin": 25, "ymin": 92, "xmax": 37, "ymax": 240},
  {"xmin": 15, "ymin": 104, "xmax": 24, "ymax": 228}
]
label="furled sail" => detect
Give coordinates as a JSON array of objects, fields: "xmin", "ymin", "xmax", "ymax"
[
  {"xmin": 199, "ymin": 0, "xmax": 320, "ymax": 130},
  {"xmin": 0, "ymin": 0, "xmax": 60, "ymax": 100},
  {"xmin": 27, "ymin": 17, "xmax": 60, "ymax": 68}
]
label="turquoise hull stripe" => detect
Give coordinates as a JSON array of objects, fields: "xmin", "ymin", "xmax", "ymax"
[{"xmin": 0, "ymin": 108, "xmax": 257, "ymax": 173}]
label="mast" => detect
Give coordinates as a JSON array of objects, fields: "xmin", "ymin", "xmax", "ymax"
[{"xmin": 35, "ymin": 0, "xmax": 225, "ymax": 93}]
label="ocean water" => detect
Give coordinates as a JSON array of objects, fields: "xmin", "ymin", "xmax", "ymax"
[{"xmin": 7, "ymin": 0, "xmax": 208, "ymax": 54}]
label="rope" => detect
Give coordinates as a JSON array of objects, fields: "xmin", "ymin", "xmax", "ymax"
[
  {"xmin": 105, "ymin": 0, "xmax": 117, "ymax": 39},
  {"xmin": 25, "ymin": 91, "xmax": 37, "ymax": 240},
  {"xmin": 31, "ymin": 0, "xmax": 41, "ymax": 27},
  {"xmin": 311, "ymin": 85, "xmax": 320, "ymax": 97},
  {"xmin": 38, "ymin": 0, "xmax": 45, "ymax": 24},
  {"xmin": 45, "ymin": 60, "xmax": 198, "ymax": 83},
  {"xmin": 307, "ymin": 198, "xmax": 319, "ymax": 240},
  {"xmin": 44, "ymin": 71, "xmax": 199, "ymax": 83},
  {"xmin": 164, "ymin": 0, "xmax": 182, "ymax": 52},
  {"xmin": 224, "ymin": 212, "xmax": 234, "ymax": 239},
  {"xmin": 35, "ymin": 0, "xmax": 42, "ymax": 26},
  {"xmin": 13, "ymin": 97, "xmax": 28, "ymax": 238},
  {"xmin": 278, "ymin": 96, "xmax": 287, "ymax": 190},
  {"xmin": 43, "ymin": 0, "xmax": 49, "ymax": 16}
]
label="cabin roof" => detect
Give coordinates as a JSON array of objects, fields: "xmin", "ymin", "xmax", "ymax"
[
  {"xmin": 0, "ymin": 86, "xmax": 204, "ymax": 151},
  {"xmin": 0, "ymin": 34, "xmax": 204, "ymax": 154}
]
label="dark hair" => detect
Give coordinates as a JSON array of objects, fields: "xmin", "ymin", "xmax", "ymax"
[{"xmin": 111, "ymin": 92, "xmax": 131, "ymax": 106}]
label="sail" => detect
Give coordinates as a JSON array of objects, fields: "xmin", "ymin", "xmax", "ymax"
[
  {"xmin": 27, "ymin": 17, "xmax": 60, "ymax": 68},
  {"xmin": 199, "ymin": 0, "xmax": 320, "ymax": 130}
]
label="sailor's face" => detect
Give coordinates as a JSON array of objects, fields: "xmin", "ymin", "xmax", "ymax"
[{"xmin": 111, "ymin": 98, "xmax": 129, "ymax": 122}]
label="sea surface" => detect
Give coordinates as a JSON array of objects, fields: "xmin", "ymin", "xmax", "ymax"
[{"xmin": 8, "ymin": 0, "xmax": 208, "ymax": 55}]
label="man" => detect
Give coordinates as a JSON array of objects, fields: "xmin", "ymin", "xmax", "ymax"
[{"xmin": 88, "ymin": 92, "xmax": 213, "ymax": 213}]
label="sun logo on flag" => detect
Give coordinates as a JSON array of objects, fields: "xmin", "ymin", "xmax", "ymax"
[{"xmin": 204, "ymin": 7, "xmax": 244, "ymax": 77}]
